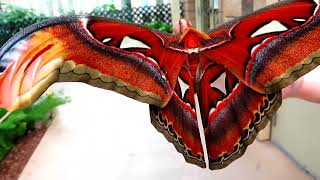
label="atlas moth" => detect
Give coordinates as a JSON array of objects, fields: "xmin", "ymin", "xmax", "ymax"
[{"xmin": 0, "ymin": 0, "xmax": 319, "ymax": 170}]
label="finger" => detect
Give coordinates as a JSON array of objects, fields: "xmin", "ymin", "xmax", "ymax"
[{"xmin": 173, "ymin": 19, "xmax": 192, "ymax": 35}]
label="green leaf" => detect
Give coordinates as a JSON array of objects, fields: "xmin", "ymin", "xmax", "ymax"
[
  {"xmin": 0, "ymin": 92, "xmax": 69, "ymax": 161},
  {"xmin": 0, "ymin": 109, "xmax": 8, "ymax": 118},
  {"xmin": 0, "ymin": 111, "xmax": 27, "ymax": 130},
  {"xmin": 144, "ymin": 21, "xmax": 173, "ymax": 33},
  {"xmin": 0, "ymin": 3, "xmax": 48, "ymax": 46}
]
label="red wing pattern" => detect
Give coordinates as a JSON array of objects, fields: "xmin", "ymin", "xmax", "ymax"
[
  {"xmin": 0, "ymin": 0, "xmax": 319, "ymax": 171},
  {"xmin": 203, "ymin": 0, "xmax": 320, "ymax": 94},
  {"xmin": 150, "ymin": 51, "xmax": 206, "ymax": 167},
  {"xmin": 0, "ymin": 16, "xmax": 205, "ymax": 168},
  {"xmin": 150, "ymin": 93, "xmax": 206, "ymax": 168},
  {"xmin": 198, "ymin": 59, "xmax": 281, "ymax": 169},
  {"xmin": 198, "ymin": 0, "xmax": 320, "ymax": 169},
  {"xmin": 0, "ymin": 16, "xmax": 186, "ymax": 111}
]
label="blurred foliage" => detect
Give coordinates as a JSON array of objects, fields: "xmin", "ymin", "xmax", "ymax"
[
  {"xmin": 90, "ymin": 4, "xmax": 123, "ymax": 19},
  {"xmin": 144, "ymin": 21, "xmax": 173, "ymax": 33},
  {"xmin": 0, "ymin": 3, "xmax": 173, "ymax": 47},
  {"xmin": 0, "ymin": 4, "xmax": 69, "ymax": 162},
  {"xmin": 0, "ymin": 3, "xmax": 47, "ymax": 46},
  {"xmin": 91, "ymin": 4, "xmax": 117, "ymax": 14},
  {"xmin": 0, "ymin": 92, "xmax": 70, "ymax": 160}
]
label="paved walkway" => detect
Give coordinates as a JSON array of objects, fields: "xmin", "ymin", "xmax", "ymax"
[{"xmin": 19, "ymin": 83, "xmax": 313, "ymax": 180}]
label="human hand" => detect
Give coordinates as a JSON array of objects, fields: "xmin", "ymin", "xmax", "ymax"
[
  {"xmin": 282, "ymin": 67, "xmax": 320, "ymax": 103},
  {"xmin": 173, "ymin": 19, "xmax": 192, "ymax": 36},
  {"xmin": 173, "ymin": 19, "xmax": 320, "ymax": 103}
]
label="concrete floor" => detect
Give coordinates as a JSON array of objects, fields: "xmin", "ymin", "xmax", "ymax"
[{"xmin": 19, "ymin": 83, "xmax": 314, "ymax": 180}]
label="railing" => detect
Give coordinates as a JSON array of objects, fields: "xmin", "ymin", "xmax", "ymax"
[
  {"xmin": 90, "ymin": 3, "xmax": 184, "ymax": 25},
  {"xmin": 0, "ymin": 3, "xmax": 184, "ymax": 46}
]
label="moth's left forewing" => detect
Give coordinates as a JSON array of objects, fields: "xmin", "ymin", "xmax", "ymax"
[
  {"xmin": 84, "ymin": 18, "xmax": 185, "ymax": 81},
  {"xmin": 77, "ymin": 17, "xmax": 187, "ymax": 104},
  {"xmin": 86, "ymin": 20, "xmax": 186, "ymax": 100},
  {"xmin": 0, "ymin": 16, "xmax": 187, "ymax": 110},
  {"xmin": 202, "ymin": 0, "xmax": 320, "ymax": 93}
]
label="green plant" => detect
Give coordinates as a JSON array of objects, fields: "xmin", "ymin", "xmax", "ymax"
[
  {"xmin": 0, "ymin": 92, "xmax": 69, "ymax": 160},
  {"xmin": 144, "ymin": 21, "xmax": 173, "ymax": 33},
  {"xmin": 0, "ymin": 4, "xmax": 47, "ymax": 46},
  {"xmin": 90, "ymin": 4, "xmax": 120, "ymax": 16},
  {"xmin": 92, "ymin": 4, "xmax": 117, "ymax": 12}
]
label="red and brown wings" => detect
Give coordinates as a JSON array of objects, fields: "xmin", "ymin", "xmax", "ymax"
[
  {"xmin": 200, "ymin": 0, "xmax": 320, "ymax": 169},
  {"xmin": 0, "ymin": 0, "xmax": 319, "ymax": 170},
  {"xmin": 0, "ymin": 17, "xmax": 186, "ymax": 110},
  {"xmin": 0, "ymin": 16, "xmax": 206, "ymax": 168},
  {"xmin": 203, "ymin": 0, "xmax": 320, "ymax": 93}
]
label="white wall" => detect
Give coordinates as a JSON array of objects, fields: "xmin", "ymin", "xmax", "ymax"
[{"xmin": 272, "ymin": 99, "xmax": 320, "ymax": 179}]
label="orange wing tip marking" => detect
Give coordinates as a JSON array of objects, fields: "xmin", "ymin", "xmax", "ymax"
[{"xmin": 0, "ymin": 70, "xmax": 59, "ymax": 111}]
